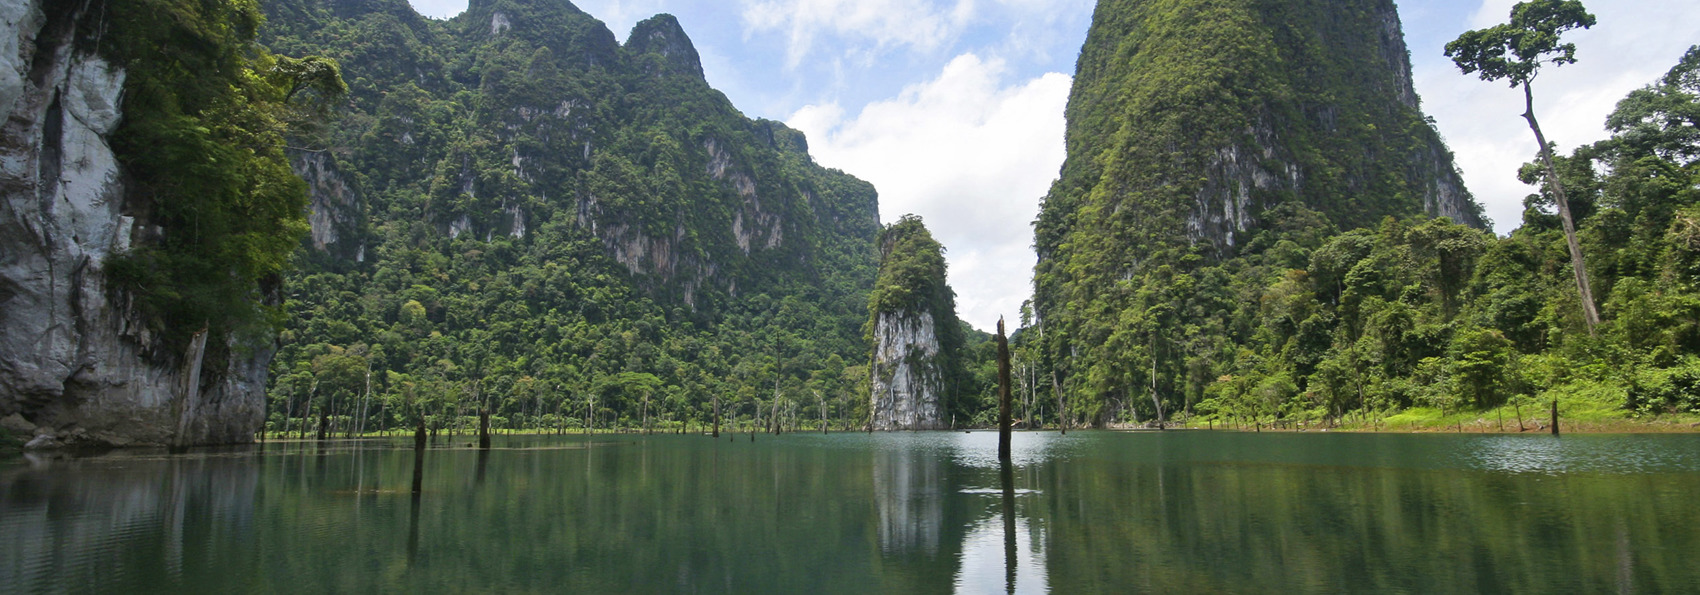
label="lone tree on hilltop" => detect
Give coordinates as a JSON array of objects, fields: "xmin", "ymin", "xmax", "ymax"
[{"xmin": 1447, "ymin": 0, "xmax": 1600, "ymax": 333}]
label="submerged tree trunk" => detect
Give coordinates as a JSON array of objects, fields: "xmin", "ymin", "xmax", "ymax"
[
  {"xmin": 1551, "ymin": 398, "xmax": 1561, "ymax": 436},
  {"xmin": 411, "ymin": 419, "xmax": 427, "ymax": 493},
  {"xmin": 478, "ymin": 408, "xmax": 491, "ymax": 450},
  {"xmin": 1524, "ymin": 81, "xmax": 1600, "ymax": 334},
  {"xmin": 712, "ymin": 395, "xmax": 721, "ymax": 438},
  {"xmin": 997, "ymin": 319, "xmax": 1014, "ymax": 462}
]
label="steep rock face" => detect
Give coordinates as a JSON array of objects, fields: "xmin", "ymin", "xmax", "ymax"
[
  {"xmin": 1039, "ymin": 0, "xmax": 1484, "ymax": 266},
  {"xmin": 262, "ymin": 0, "xmax": 879, "ymax": 307},
  {"xmin": 0, "ymin": 0, "xmax": 267, "ymax": 447},
  {"xmin": 1028, "ymin": 0, "xmax": 1494, "ymax": 425},
  {"xmin": 292, "ymin": 151, "xmax": 366, "ymax": 262},
  {"xmin": 868, "ymin": 217, "xmax": 964, "ymax": 430},
  {"xmin": 870, "ymin": 310, "xmax": 945, "ymax": 430}
]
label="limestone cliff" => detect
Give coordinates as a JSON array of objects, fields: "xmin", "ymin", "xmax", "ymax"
[
  {"xmin": 260, "ymin": 0, "xmax": 881, "ymax": 313},
  {"xmin": 868, "ymin": 216, "xmax": 965, "ymax": 430},
  {"xmin": 1037, "ymin": 0, "xmax": 1484, "ymax": 268},
  {"xmin": 1027, "ymin": 0, "xmax": 1497, "ymax": 426},
  {"xmin": 0, "ymin": 0, "xmax": 271, "ymax": 448},
  {"xmin": 870, "ymin": 309, "xmax": 945, "ymax": 430}
]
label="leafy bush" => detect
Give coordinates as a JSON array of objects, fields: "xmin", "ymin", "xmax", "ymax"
[{"xmin": 1626, "ymin": 361, "xmax": 1700, "ymax": 414}]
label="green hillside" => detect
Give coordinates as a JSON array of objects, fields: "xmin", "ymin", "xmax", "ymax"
[
  {"xmin": 1023, "ymin": 0, "xmax": 1700, "ymax": 428},
  {"xmin": 257, "ymin": 0, "xmax": 882, "ymax": 434}
]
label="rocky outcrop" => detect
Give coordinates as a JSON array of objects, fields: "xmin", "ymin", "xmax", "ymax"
[
  {"xmin": 626, "ymin": 14, "xmax": 704, "ymax": 80},
  {"xmin": 0, "ymin": 0, "xmax": 269, "ymax": 448},
  {"xmin": 1175, "ymin": 0, "xmax": 1482, "ymax": 252},
  {"xmin": 868, "ymin": 216, "xmax": 962, "ymax": 431},
  {"xmin": 292, "ymin": 150, "xmax": 365, "ymax": 261},
  {"xmin": 870, "ymin": 310, "xmax": 947, "ymax": 430},
  {"xmin": 1043, "ymin": 0, "xmax": 1486, "ymax": 268}
]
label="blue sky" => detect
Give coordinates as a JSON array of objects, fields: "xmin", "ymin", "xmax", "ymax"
[{"xmin": 407, "ymin": 0, "xmax": 1700, "ymax": 330}]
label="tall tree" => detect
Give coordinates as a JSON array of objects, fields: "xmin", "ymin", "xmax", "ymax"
[{"xmin": 1447, "ymin": 0, "xmax": 1600, "ymax": 332}]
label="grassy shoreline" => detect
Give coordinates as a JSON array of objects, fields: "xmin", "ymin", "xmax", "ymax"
[{"xmin": 1176, "ymin": 406, "xmax": 1700, "ymax": 434}]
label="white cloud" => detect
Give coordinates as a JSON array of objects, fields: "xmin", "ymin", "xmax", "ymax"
[
  {"xmin": 741, "ymin": 0, "xmax": 978, "ymax": 67},
  {"xmin": 789, "ymin": 54, "xmax": 1070, "ymax": 330},
  {"xmin": 1421, "ymin": 0, "xmax": 1700, "ymax": 233},
  {"xmin": 408, "ymin": 0, "xmax": 467, "ymax": 19}
]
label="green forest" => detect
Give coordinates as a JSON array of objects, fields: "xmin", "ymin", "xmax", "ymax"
[
  {"xmin": 251, "ymin": 0, "xmax": 918, "ymax": 438},
  {"xmin": 76, "ymin": 0, "xmax": 1700, "ymax": 440},
  {"xmin": 1023, "ymin": 0, "xmax": 1700, "ymax": 430}
]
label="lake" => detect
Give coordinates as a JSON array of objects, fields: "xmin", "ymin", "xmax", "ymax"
[{"xmin": 3, "ymin": 431, "xmax": 1698, "ymax": 593}]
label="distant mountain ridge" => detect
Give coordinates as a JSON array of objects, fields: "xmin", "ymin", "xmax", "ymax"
[{"xmin": 264, "ymin": 0, "xmax": 880, "ymax": 309}]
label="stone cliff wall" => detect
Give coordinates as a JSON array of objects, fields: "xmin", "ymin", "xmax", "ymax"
[
  {"xmin": 0, "ymin": 0, "xmax": 270, "ymax": 448},
  {"xmin": 870, "ymin": 310, "xmax": 947, "ymax": 431},
  {"xmin": 1177, "ymin": 0, "xmax": 1482, "ymax": 254}
]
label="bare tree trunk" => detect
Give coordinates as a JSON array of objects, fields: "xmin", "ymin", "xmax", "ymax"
[
  {"xmin": 1150, "ymin": 335, "xmax": 1164, "ymax": 430},
  {"xmin": 1551, "ymin": 398, "xmax": 1561, "ymax": 436},
  {"xmin": 817, "ymin": 390, "xmax": 827, "ymax": 435},
  {"xmin": 478, "ymin": 408, "xmax": 491, "ymax": 449},
  {"xmin": 1053, "ymin": 372, "xmax": 1066, "ymax": 436},
  {"xmin": 997, "ymin": 319, "xmax": 1014, "ymax": 462},
  {"xmin": 712, "ymin": 394, "xmax": 721, "ymax": 438},
  {"xmin": 1524, "ymin": 81, "xmax": 1600, "ymax": 333},
  {"xmin": 771, "ymin": 375, "xmax": 783, "ymax": 435},
  {"xmin": 282, "ymin": 394, "xmax": 295, "ymax": 442}
]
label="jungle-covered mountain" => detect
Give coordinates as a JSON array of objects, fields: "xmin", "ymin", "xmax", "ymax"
[
  {"xmin": 257, "ymin": 0, "xmax": 885, "ymax": 433},
  {"xmin": 1019, "ymin": 0, "xmax": 1700, "ymax": 428},
  {"xmin": 1028, "ymin": 0, "xmax": 1486, "ymax": 424}
]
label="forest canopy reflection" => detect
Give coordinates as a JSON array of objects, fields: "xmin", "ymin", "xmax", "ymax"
[{"xmin": 2, "ymin": 432, "xmax": 1697, "ymax": 593}]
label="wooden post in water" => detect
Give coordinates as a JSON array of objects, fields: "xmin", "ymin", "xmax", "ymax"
[
  {"xmin": 996, "ymin": 318, "xmax": 1014, "ymax": 463},
  {"xmin": 712, "ymin": 395, "xmax": 721, "ymax": 438},
  {"xmin": 1551, "ymin": 399, "xmax": 1560, "ymax": 436}
]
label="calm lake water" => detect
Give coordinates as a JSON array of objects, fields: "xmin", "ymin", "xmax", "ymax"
[{"xmin": 3, "ymin": 431, "xmax": 1698, "ymax": 593}]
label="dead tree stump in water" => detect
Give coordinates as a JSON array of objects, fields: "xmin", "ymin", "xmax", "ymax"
[
  {"xmin": 996, "ymin": 318, "xmax": 1013, "ymax": 463},
  {"xmin": 478, "ymin": 409, "xmax": 491, "ymax": 450}
]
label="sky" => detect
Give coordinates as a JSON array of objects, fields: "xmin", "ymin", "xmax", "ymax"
[{"xmin": 406, "ymin": 0, "xmax": 1700, "ymax": 331}]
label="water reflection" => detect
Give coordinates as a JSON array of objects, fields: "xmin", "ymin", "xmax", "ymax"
[
  {"xmin": 0, "ymin": 452, "xmax": 259, "ymax": 592},
  {"xmin": 0, "ymin": 432, "xmax": 1697, "ymax": 593},
  {"xmin": 873, "ymin": 448, "xmax": 945, "ymax": 555}
]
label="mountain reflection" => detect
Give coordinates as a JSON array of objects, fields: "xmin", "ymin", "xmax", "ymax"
[
  {"xmin": 0, "ymin": 433, "xmax": 1696, "ymax": 593},
  {"xmin": 873, "ymin": 448, "xmax": 946, "ymax": 555}
]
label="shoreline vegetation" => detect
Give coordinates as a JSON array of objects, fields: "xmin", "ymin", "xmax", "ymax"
[{"xmin": 249, "ymin": 402, "xmax": 1700, "ymax": 443}]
